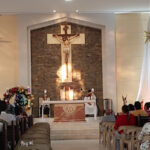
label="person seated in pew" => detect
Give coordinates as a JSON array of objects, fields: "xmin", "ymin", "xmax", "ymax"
[
  {"xmin": 114, "ymin": 105, "xmax": 136, "ymax": 150},
  {"xmin": 138, "ymin": 122, "xmax": 150, "ymax": 150},
  {"xmin": 128, "ymin": 104, "xmax": 135, "ymax": 113},
  {"xmin": 0, "ymin": 100, "xmax": 16, "ymax": 125},
  {"xmin": 100, "ymin": 109, "xmax": 116, "ymax": 123},
  {"xmin": 6, "ymin": 94, "xmax": 16, "ymax": 115},
  {"xmin": 144, "ymin": 102, "xmax": 150, "ymax": 116},
  {"xmin": 131, "ymin": 101, "xmax": 148, "ymax": 116},
  {"xmin": 15, "ymin": 105, "xmax": 25, "ymax": 120},
  {"xmin": 100, "ymin": 109, "xmax": 116, "ymax": 132}
]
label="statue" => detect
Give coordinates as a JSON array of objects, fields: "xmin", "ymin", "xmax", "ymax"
[{"xmin": 53, "ymin": 24, "xmax": 79, "ymax": 79}]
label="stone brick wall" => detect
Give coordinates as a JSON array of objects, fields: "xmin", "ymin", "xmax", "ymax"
[{"xmin": 31, "ymin": 22, "xmax": 103, "ymax": 117}]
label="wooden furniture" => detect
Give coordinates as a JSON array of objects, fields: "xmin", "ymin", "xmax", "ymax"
[
  {"xmin": 99, "ymin": 121, "xmax": 115, "ymax": 146},
  {"xmin": 28, "ymin": 115, "xmax": 33, "ymax": 128},
  {"xmin": 99, "ymin": 123, "xmax": 143, "ymax": 150},
  {"xmin": 7, "ymin": 121, "xmax": 16, "ymax": 150},
  {"xmin": 54, "ymin": 103, "xmax": 85, "ymax": 122},
  {"xmin": 15, "ymin": 122, "xmax": 52, "ymax": 150},
  {"xmin": 39, "ymin": 98, "xmax": 50, "ymax": 117},
  {"xmin": 0, "ymin": 116, "xmax": 34, "ymax": 150},
  {"xmin": 105, "ymin": 122, "xmax": 116, "ymax": 149},
  {"xmin": 15, "ymin": 120, "xmax": 21, "ymax": 143},
  {"xmin": 119, "ymin": 126, "xmax": 142, "ymax": 150},
  {"xmin": 98, "ymin": 115, "xmax": 150, "ymax": 150},
  {"xmin": 19, "ymin": 118, "xmax": 24, "ymax": 135},
  {"xmin": 0, "ymin": 122, "xmax": 8, "ymax": 150},
  {"xmin": 40, "ymin": 100, "xmax": 96, "ymax": 122}
]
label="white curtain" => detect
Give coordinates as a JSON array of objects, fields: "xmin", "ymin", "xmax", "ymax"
[{"xmin": 136, "ymin": 17, "xmax": 150, "ymax": 104}]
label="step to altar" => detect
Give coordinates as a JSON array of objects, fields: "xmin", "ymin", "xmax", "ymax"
[{"xmin": 34, "ymin": 117, "xmax": 100, "ymax": 140}]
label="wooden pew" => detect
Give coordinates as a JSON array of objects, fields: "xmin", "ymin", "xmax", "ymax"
[
  {"xmin": 119, "ymin": 126, "xmax": 142, "ymax": 150},
  {"xmin": 19, "ymin": 118, "xmax": 24, "ymax": 135},
  {"xmin": 0, "ymin": 122, "xmax": 8, "ymax": 150},
  {"xmin": 28, "ymin": 115, "xmax": 33, "ymax": 128},
  {"xmin": 15, "ymin": 120, "xmax": 21, "ymax": 144},
  {"xmin": 7, "ymin": 121, "xmax": 16, "ymax": 150},
  {"xmin": 15, "ymin": 122, "xmax": 52, "ymax": 150},
  {"xmin": 23, "ymin": 117, "xmax": 28, "ymax": 131},
  {"xmin": 105, "ymin": 122, "xmax": 115, "ymax": 149},
  {"xmin": 99, "ymin": 122, "xmax": 115, "ymax": 145}
]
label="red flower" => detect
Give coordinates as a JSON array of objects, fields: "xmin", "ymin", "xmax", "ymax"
[
  {"xmin": 3, "ymin": 93, "xmax": 7, "ymax": 98},
  {"xmin": 10, "ymin": 88, "xmax": 17, "ymax": 94}
]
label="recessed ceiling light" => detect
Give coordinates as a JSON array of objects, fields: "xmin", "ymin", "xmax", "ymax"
[
  {"xmin": 65, "ymin": 0, "xmax": 72, "ymax": 1},
  {"xmin": 75, "ymin": 10, "xmax": 79, "ymax": 13},
  {"xmin": 53, "ymin": 10, "xmax": 56, "ymax": 13}
]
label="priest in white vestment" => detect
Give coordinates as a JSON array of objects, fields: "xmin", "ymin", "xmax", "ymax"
[{"xmin": 84, "ymin": 88, "xmax": 97, "ymax": 120}]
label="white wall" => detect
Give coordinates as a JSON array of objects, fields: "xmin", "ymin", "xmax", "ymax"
[
  {"xmin": 0, "ymin": 15, "xmax": 18, "ymax": 98},
  {"xmin": 1, "ymin": 13, "xmax": 149, "ymax": 112},
  {"xmin": 17, "ymin": 13, "xmax": 117, "ymax": 112},
  {"xmin": 116, "ymin": 14, "xmax": 149, "ymax": 112}
]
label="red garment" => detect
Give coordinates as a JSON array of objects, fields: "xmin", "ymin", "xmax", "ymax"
[{"xmin": 114, "ymin": 113, "xmax": 136, "ymax": 134}]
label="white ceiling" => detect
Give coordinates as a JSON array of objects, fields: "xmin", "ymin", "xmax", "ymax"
[{"xmin": 0, "ymin": 0, "xmax": 150, "ymax": 14}]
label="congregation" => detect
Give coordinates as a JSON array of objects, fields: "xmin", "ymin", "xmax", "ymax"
[
  {"xmin": 0, "ymin": 93, "xmax": 150, "ymax": 150},
  {"xmin": 100, "ymin": 101, "xmax": 150, "ymax": 150},
  {"xmin": 0, "ymin": 99, "xmax": 51, "ymax": 150}
]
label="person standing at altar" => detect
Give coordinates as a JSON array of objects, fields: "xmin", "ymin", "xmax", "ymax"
[{"xmin": 84, "ymin": 88, "xmax": 97, "ymax": 120}]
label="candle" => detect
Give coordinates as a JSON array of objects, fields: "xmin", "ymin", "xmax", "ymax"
[
  {"xmin": 27, "ymin": 86, "xmax": 30, "ymax": 93},
  {"xmin": 44, "ymin": 89, "xmax": 47, "ymax": 94},
  {"xmin": 69, "ymin": 88, "xmax": 73, "ymax": 100}
]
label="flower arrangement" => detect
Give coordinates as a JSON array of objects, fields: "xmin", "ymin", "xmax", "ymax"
[{"xmin": 3, "ymin": 86, "xmax": 34, "ymax": 107}]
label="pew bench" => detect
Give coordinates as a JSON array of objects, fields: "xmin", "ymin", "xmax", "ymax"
[
  {"xmin": 0, "ymin": 121, "xmax": 8, "ymax": 150},
  {"xmin": 15, "ymin": 122, "xmax": 51, "ymax": 150}
]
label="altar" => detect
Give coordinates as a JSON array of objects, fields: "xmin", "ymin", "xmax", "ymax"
[{"xmin": 40, "ymin": 100, "xmax": 96, "ymax": 122}]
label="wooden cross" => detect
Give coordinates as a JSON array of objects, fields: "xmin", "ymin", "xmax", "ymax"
[
  {"xmin": 55, "ymin": 24, "xmax": 79, "ymax": 41},
  {"xmin": 53, "ymin": 24, "xmax": 80, "ymax": 79},
  {"xmin": 47, "ymin": 24, "xmax": 85, "ymax": 82}
]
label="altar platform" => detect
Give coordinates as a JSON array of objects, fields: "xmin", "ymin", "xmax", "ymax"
[
  {"xmin": 40, "ymin": 100, "xmax": 97, "ymax": 122},
  {"xmin": 34, "ymin": 117, "xmax": 100, "ymax": 140}
]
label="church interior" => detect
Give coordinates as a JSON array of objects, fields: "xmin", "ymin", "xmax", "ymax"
[{"xmin": 0, "ymin": 0, "xmax": 150, "ymax": 150}]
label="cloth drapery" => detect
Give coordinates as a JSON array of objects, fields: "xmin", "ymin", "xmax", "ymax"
[{"xmin": 136, "ymin": 17, "xmax": 150, "ymax": 104}]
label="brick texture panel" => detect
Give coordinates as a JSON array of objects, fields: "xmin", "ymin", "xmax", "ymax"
[{"xmin": 31, "ymin": 22, "xmax": 103, "ymax": 117}]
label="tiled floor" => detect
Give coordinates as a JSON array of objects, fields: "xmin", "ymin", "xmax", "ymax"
[{"xmin": 51, "ymin": 139, "xmax": 106, "ymax": 150}]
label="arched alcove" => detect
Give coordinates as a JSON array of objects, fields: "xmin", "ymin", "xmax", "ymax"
[{"xmin": 28, "ymin": 17, "xmax": 104, "ymax": 117}]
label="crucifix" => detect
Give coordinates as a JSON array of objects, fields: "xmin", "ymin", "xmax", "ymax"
[
  {"xmin": 47, "ymin": 24, "xmax": 85, "ymax": 82},
  {"xmin": 47, "ymin": 24, "xmax": 85, "ymax": 100},
  {"xmin": 53, "ymin": 25, "xmax": 79, "ymax": 80}
]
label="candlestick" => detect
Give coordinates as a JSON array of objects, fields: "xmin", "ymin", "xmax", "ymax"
[{"xmin": 44, "ymin": 89, "xmax": 47, "ymax": 100}]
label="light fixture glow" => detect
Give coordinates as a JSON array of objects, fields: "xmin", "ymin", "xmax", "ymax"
[
  {"xmin": 65, "ymin": 0, "xmax": 72, "ymax": 2},
  {"xmin": 75, "ymin": 10, "xmax": 79, "ymax": 13},
  {"xmin": 69, "ymin": 88, "xmax": 73, "ymax": 100},
  {"xmin": 61, "ymin": 64, "xmax": 67, "ymax": 82},
  {"xmin": 53, "ymin": 10, "xmax": 56, "ymax": 13}
]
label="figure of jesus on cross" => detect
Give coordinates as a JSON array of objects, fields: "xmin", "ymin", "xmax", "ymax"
[
  {"xmin": 53, "ymin": 25, "xmax": 79, "ymax": 79},
  {"xmin": 47, "ymin": 24, "xmax": 85, "ymax": 82}
]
